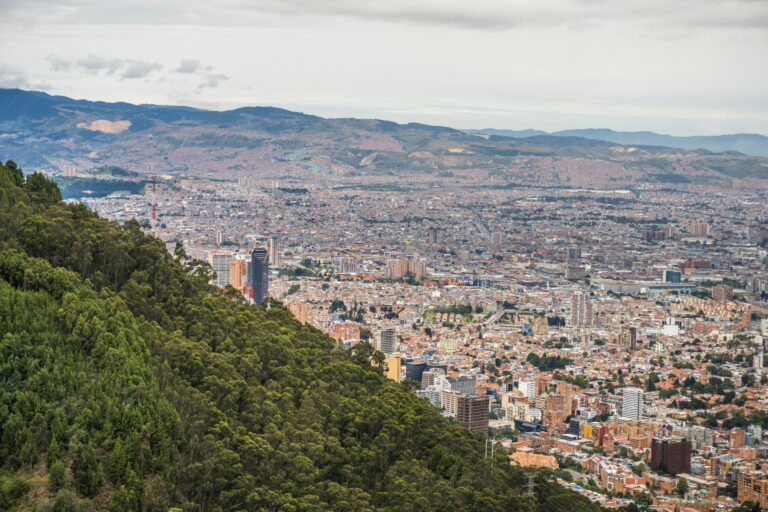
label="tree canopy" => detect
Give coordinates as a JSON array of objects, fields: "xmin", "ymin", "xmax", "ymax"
[{"xmin": 0, "ymin": 160, "xmax": 601, "ymax": 512}]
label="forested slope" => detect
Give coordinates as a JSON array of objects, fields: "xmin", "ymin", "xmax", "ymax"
[{"xmin": 0, "ymin": 160, "xmax": 600, "ymax": 512}]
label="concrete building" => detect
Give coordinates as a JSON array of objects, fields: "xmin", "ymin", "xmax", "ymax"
[
  {"xmin": 456, "ymin": 394, "xmax": 490, "ymax": 432},
  {"xmin": 378, "ymin": 328, "xmax": 397, "ymax": 355},
  {"xmin": 621, "ymin": 387, "xmax": 643, "ymax": 421},
  {"xmin": 209, "ymin": 252, "xmax": 233, "ymax": 287},
  {"xmin": 651, "ymin": 437, "xmax": 692, "ymax": 476}
]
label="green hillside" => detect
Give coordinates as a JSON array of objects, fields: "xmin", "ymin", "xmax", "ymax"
[{"xmin": 0, "ymin": 159, "xmax": 600, "ymax": 512}]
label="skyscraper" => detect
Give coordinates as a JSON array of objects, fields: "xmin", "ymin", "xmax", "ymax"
[
  {"xmin": 209, "ymin": 252, "xmax": 233, "ymax": 287},
  {"xmin": 268, "ymin": 236, "xmax": 280, "ymax": 267},
  {"xmin": 250, "ymin": 247, "xmax": 269, "ymax": 305},
  {"xmin": 378, "ymin": 329, "xmax": 397, "ymax": 355},
  {"xmin": 621, "ymin": 387, "xmax": 643, "ymax": 421},
  {"xmin": 229, "ymin": 258, "xmax": 247, "ymax": 290}
]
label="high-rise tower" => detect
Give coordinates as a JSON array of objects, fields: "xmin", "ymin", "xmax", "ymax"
[{"xmin": 251, "ymin": 248, "xmax": 269, "ymax": 305}]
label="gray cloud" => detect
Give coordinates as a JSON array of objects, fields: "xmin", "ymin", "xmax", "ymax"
[
  {"xmin": 46, "ymin": 55, "xmax": 72, "ymax": 72},
  {"xmin": 2, "ymin": 0, "xmax": 767, "ymax": 30},
  {"xmin": 176, "ymin": 59, "xmax": 201, "ymax": 73},
  {"xmin": 0, "ymin": 66, "xmax": 50, "ymax": 90},
  {"xmin": 121, "ymin": 60, "xmax": 163, "ymax": 79},
  {"xmin": 46, "ymin": 54, "xmax": 163, "ymax": 79},
  {"xmin": 76, "ymin": 54, "xmax": 124, "ymax": 75},
  {"xmin": 197, "ymin": 72, "xmax": 230, "ymax": 89}
]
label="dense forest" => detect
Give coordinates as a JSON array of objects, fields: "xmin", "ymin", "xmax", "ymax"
[{"xmin": 0, "ymin": 160, "xmax": 601, "ymax": 511}]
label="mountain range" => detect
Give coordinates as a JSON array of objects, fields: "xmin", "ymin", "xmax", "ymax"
[
  {"xmin": 469, "ymin": 128, "xmax": 768, "ymax": 157},
  {"xmin": 1, "ymin": 88, "xmax": 767, "ymax": 189}
]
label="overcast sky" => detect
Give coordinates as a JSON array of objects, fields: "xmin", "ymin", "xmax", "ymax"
[{"xmin": 1, "ymin": 0, "xmax": 767, "ymax": 135}]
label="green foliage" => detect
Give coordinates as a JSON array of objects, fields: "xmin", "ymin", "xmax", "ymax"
[{"xmin": 0, "ymin": 160, "xmax": 598, "ymax": 511}]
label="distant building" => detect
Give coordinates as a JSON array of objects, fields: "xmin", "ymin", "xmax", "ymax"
[
  {"xmin": 565, "ymin": 263, "xmax": 587, "ymax": 281},
  {"xmin": 650, "ymin": 437, "xmax": 692, "ymax": 475},
  {"xmin": 567, "ymin": 246, "xmax": 582, "ymax": 262},
  {"xmin": 737, "ymin": 472, "xmax": 768, "ymax": 509},
  {"xmin": 209, "ymin": 252, "xmax": 233, "ymax": 287},
  {"xmin": 450, "ymin": 375, "xmax": 477, "ymax": 396},
  {"xmin": 490, "ymin": 231, "xmax": 502, "ymax": 249},
  {"xmin": 250, "ymin": 247, "xmax": 269, "ymax": 305},
  {"xmin": 570, "ymin": 291, "xmax": 593, "ymax": 327},
  {"xmin": 517, "ymin": 380, "xmax": 536, "ymax": 400},
  {"xmin": 385, "ymin": 355, "xmax": 401, "ymax": 383},
  {"xmin": 456, "ymin": 394, "xmax": 490, "ymax": 432},
  {"xmin": 712, "ymin": 284, "xmax": 733, "ymax": 302},
  {"xmin": 619, "ymin": 326, "xmax": 638, "ymax": 352},
  {"xmin": 621, "ymin": 387, "xmax": 643, "ymax": 421},
  {"xmin": 687, "ymin": 222, "xmax": 712, "ymax": 237},
  {"xmin": 663, "ymin": 270, "xmax": 682, "ymax": 283},
  {"xmin": 386, "ymin": 258, "xmax": 427, "ymax": 280},
  {"xmin": 268, "ymin": 235, "xmax": 280, "ymax": 267},
  {"xmin": 229, "ymin": 258, "xmax": 247, "ymax": 289},
  {"xmin": 377, "ymin": 329, "xmax": 397, "ymax": 355},
  {"xmin": 405, "ymin": 359, "xmax": 427, "ymax": 382}
]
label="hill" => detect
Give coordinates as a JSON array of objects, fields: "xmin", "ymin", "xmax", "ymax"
[
  {"xmin": 0, "ymin": 159, "xmax": 601, "ymax": 511},
  {"xmin": 2, "ymin": 88, "xmax": 768, "ymax": 190},
  {"xmin": 472, "ymin": 128, "xmax": 768, "ymax": 158}
]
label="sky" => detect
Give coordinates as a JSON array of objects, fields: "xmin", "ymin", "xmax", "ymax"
[{"xmin": 1, "ymin": 0, "xmax": 767, "ymax": 135}]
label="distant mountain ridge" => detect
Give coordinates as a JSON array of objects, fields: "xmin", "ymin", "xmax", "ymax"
[
  {"xmin": 470, "ymin": 128, "xmax": 768, "ymax": 157},
  {"xmin": 2, "ymin": 88, "xmax": 768, "ymax": 189}
]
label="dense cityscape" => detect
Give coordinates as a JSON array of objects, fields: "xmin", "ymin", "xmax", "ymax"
[
  {"xmin": 77, "ymin": 160, "xmax": 768, "ymax": 511},
  {"xmin": 2, "ymin": 0, "xmax": 767, "ymax": 509}
]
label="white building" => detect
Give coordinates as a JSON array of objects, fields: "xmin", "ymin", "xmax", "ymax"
[{"xmin": 621, "ymin": 387, "xmax": 643, "ymax": 421}]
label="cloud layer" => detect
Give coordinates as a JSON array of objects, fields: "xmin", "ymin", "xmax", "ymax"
[
  {"xmin": 3, "ymin": 0, "xmax": 768, "ymax": 30},
  {"xmin": 46, "ymin": 54, "xmax": 162, "ymax": 79},
  {"xmin": 2, "ymin": 0, "xmax": 766, "ymax": 134}
]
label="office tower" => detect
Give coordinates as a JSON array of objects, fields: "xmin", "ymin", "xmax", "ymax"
[
  {"xmin": 378, "ymin": 329, "xmax": 397, "ymax": 355},
  {"xmin": 517, "ymin": 380, "xmax": 536, "ymax": 400},
  {"xmin": 621, "ymin": 387, "xmax": 643, "ymax": 421},
  {"xmin": 567, "ymin": 246, "xmax": 582, "ymax": 262},
  {"xmin": 405, "ymin": 359, "xmax": 427, "ymax": 382},
  {"xmin": 209, "ymin": 252, "xmax": 233, "ymax": 287},
  {"xmin": 268, "ymin": 236, "xmax": 280, "ymax": 267},
  {"xmin": 215, "ymin": 230, "xmax": 223, "ymax": 245},
  {"xmin": 450, "ymin": 375, "xmax": 477, "ymax": 396},
  {"xmin": 663, "ymin": 270, "xmax": 682, "ymax": 283},
  {"xmin": 456, "ymin": 394, "xmax": 490, "ymax": 432},
  {"xmin": 229, "ymin": 258, "xmax": 247, "ymax": 289},
  {"xmin": 570, "ymin": 291, "xmax": 593, "ymax": 327},
  {"xmin": 650, "ymin": 437, "xmax": 692, "ymax": 475},
  {"xmin": 250, "ymin": 247, "xmax": 269, "ymax": 305},
  {"xmin": 712, "ymin": 285, "xmax": 733, "ymax": 302},
  {"xmin": 429, "ymin": 227, "xmax": 438, "ymax": 244},
  {"xmin": 754, "ymin": 352, "xmax": 764, "ymax": 370}
]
